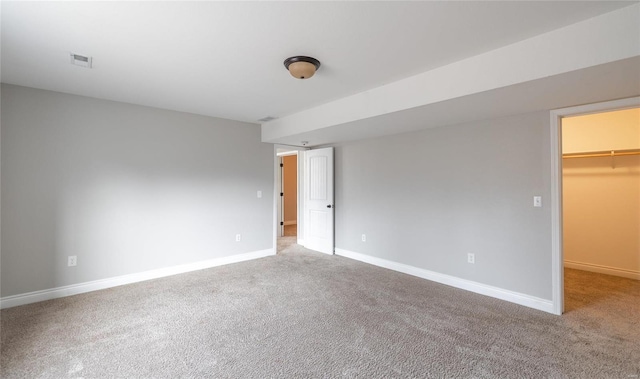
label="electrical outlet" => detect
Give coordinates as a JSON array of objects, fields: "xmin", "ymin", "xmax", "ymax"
[
  {"xmin": 467, "ymin": 253, "xmax": 475, "ymax": 264},
  {"xmin": 257, "ymin": 190, "xmax": 262, "ymax": 198},
  {"xmin": 235, "ymin": 234, "xmax": 241, "ymax": 242},
  {"xmin": 68, "ymin": 256, "xmax": 77, "ymax": 267},
  {"xmin": 361, "ymin": 234, "xmax": 366, "ymax": 242}
]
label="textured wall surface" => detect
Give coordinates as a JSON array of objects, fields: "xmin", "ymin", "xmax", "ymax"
[
  {"xmin": 334, "ymin": 112, "xmax": 552, "ymax": 299},
  {"xmin": 1, "ymin": 84, "xmax": 273, "ymax": 297}
]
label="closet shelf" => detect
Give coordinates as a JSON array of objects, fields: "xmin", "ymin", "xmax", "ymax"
[{"xmin": 562, "ymin": 148, "xmax": 640, "ymax": 159}]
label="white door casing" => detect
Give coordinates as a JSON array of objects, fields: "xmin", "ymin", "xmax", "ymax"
[
  {"xmin": 277, "ymin": 156, "xmax": 284, "ymax": 237},
  {"xmin": 304, "ymin": 147, "xmax": 334, "ymax": 255}
]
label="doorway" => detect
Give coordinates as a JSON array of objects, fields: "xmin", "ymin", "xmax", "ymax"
[
  {"xmin": 275, "ymin": 148, "xmax": 302, "ymax": 254},
  {"xmin": 550, "ymin": 97, "xmax": 640, "ymax": 315},
  {"xmin": 282, "ymin": 154, "xmax": 298, "ymax": 238},
  {"xmin": 561, "ymin": 107, "xmax": 640, "ymax": 312},
  {"xmin": 273, "ymin": 146, "xmax": 335, "ymax": 255}
]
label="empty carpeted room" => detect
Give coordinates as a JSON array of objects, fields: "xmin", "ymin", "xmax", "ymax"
[{"xmin": 1, "ymin": 2, "xmax": 640, "ymax": 378}]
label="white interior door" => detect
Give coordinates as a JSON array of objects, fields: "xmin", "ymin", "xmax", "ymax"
[{"xmin": 303, "ymin": 147, "xmax": 334, "ymax": 255}]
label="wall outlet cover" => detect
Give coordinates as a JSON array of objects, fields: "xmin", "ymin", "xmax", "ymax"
[{"xmin": 68, "ymin": 256, "xmax": 77, "ymax": 267}]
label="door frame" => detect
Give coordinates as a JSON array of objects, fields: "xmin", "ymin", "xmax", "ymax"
[
  {"xmin": 273, "ymin": 145, "xmax": 308, "ymax": 252},
  {"xmin": 549, "ymin": 96, "xmax": 640, "ymax": 315}
]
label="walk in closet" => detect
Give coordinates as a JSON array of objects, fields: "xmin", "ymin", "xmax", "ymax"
[{"xmin": 562, "ymin": 108, "xmax": 640, "ymax": 280}]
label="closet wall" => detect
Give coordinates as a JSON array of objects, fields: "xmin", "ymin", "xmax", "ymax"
[{"xmin": 562, "ymin": 108, "xmax": 640, "ymax": 279}]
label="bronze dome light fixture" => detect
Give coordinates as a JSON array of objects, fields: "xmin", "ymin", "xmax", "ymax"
[{"xmin": 284, "ymin": 56, "xmax": 321, "ymax": 79}]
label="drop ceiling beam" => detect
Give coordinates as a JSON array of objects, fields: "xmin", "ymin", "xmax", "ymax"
[{"xmin": 262, "ymin": 4, "xmax": 640, "ymax": 145}]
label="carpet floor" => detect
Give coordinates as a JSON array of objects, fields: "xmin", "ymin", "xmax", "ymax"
[{"xmin": 1, "ymin": 244, "xmax": 639, "ymax": 378}]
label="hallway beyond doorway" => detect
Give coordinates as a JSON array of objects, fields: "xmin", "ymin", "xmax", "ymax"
[{"xmin": 283, "ymin": 224, "xmax": 296, "ymax": 237}]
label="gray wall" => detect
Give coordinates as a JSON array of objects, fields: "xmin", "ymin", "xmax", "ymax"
[
  {"xmin": 1, "ymin": 84, "xmax": 273, "ymax": 297},
  {"xmin": 334, "ymin": 111, "xmax": 552, "ymax": 299}
]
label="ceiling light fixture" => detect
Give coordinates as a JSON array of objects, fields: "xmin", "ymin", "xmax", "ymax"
[{"xmin": 284, "ymin": 56, "xmax": 321, "ymax": 79}]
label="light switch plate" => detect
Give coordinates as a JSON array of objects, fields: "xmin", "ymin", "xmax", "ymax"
[{"xmin": 533, "ymin": 196, "xmax": 542, "ymax": 207}]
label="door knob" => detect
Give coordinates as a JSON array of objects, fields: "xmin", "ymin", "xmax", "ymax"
[{"xmin": 327, "ymin": 205, "xmax": 332, "ymax": 208}]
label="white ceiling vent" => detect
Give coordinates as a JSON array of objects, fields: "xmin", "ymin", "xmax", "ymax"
[{"xmin": 70, "ymin": 53, "xmax": 92, "ymax": 68}]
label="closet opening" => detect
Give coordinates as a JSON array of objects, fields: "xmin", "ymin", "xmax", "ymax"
[{"xmin": 560, "ymin": 107, "xmax": 639, "ymax": 313}]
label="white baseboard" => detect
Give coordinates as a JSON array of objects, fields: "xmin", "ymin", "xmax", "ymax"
[
  {"xmin": 335, "ymin": 248, "xmax": 554, "ymax": 314},
  {"xmin": 564, "ymin": 260, "xmax": 640, "ymax": 280},
  {"xmin": 297, "ymin": 238, "xmax": 305, "ymax": 245},
  {"xmin": 283, "ymin": 221, "xmax": 297, "ymax": 226},
  {"xmin": 0, "ymin": 249, "xmax": 275, "ymax": 309}
]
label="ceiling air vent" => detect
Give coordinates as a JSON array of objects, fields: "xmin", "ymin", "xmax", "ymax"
[
  {"xmin": 258, "ymin": 116, "xmax": 277, "ymax": 122},
  {"xmin": 70, "ymin": 53, "xmax": 92, "ymax": 68}
]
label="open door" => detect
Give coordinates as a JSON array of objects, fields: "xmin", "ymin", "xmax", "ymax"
[{"xmin": 303, "ymin": 147, "xmax": 334, "ymax": 255}]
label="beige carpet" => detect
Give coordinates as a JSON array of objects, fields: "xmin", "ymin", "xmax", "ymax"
[
  {"xmin": 1, "ymin": 246, "xmax": 639, "ymax": 378},
  {"xmin": 277, "ymin": 235, "xmax": 297, "ymax": 254}
]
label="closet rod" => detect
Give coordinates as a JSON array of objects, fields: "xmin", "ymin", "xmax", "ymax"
[{"xmin": 562, "ymin": 149, "xmax": 640, "ymax": 159}]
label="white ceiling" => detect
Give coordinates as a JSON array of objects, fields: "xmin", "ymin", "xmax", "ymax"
[{"xmin": 1, "ymin": 1, "xmax": 635, "ymax": 124}]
